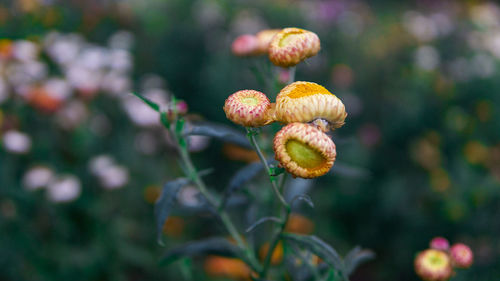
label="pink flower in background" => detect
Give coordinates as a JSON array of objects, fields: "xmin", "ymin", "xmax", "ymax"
[
  {"xmin": 450, "ymin": 243, "xmax": 473, "ymax": 269},
  {"xmin": 231, "ymin": 34, "xmax": 259, "ymax": 56},
  {"xmin": 430, "ymin": 237, "xmax": 450, "ymax": 251}
]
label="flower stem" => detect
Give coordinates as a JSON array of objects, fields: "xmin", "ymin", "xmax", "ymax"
[
  {"xmin": 288, "ymin": 66, "xmax": 296, "ymax": 85},
  {"xmin": 246, "ymin": 128, "xmax": 291, "ymax": 278},
  {"xmin": 175, "ymin": 125, "xmax": 262, "ymax": 272},
  {"xmin": 246, "ymin": 129, "xmax": 287, "ymax": 207}
]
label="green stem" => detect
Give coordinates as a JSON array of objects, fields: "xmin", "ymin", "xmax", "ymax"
[
  {"xmin": 246, "ymin": 129, "xmax": 292, "ymax": 278},
  {"xmin": 260, "ymin": 174, "xmax": 290, "ymax": 277},
  {"xmin": 176, "ymin": 128, "xmax": 262, "ymax": 272},
  {"xmin": 246, "ymin": 129, "xmax": 287, "ymax": 207},
  {"xmin": 288, "ymin": 66, "xmax": 296, "ymax": 85}
]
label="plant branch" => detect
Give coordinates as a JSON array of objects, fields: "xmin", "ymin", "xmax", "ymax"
[{"xmin": 172, "ymin": 122, "xmax": 262, "ymax": 273}]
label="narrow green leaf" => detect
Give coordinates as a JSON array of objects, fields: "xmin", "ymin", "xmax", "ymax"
[
  {"xmin": 155, "ymin": 178, "xmax": 189, "ymax": 245},
  {"xmin": 343, "ymin": 246, "xmax": 375, "ymax": 276},
  {"xmin": 159, "ymin": 237, "xmax": 239, "ymax": 265},
  {"xmin": 159, "ymin": 110, "xmax": 171, "ymax": 129},
  {"xmin": 183, "ymin": 121, "xmax": 252, "ymax": 149},
  {"xmin": 175, "ymin": 118, "xmax": 185, "ymax": 136},
  {"xmin": 283, "ymin": 233, "xmax": 345, "ymax": 273},
  {"xmin": 291, "ymin": 194, "xmax": 314, "ymax": 209},
  {"xmin": 130, "ymin": 92, "xmax": 160, "ymax": 112},
  {"xmin": 246, "ymin": 216, "xmax": 281, "ymax": 233}
]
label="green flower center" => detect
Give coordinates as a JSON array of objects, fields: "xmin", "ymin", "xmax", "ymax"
[
  {"xmin": 279, "ymin": 32, "xmax": 303, "ymax": 47},
  {"xmin": 286, "ymin": 139, "xmax": 325, "ymax": 168},
  {"xmin": 240, "ymin": 97, "xmax": 258, "ymax": 106}
]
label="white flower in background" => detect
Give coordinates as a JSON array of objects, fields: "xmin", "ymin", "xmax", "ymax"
[
  {"xmin": 108, "ymin": 30, "xmax": 134, "ymax": 50},
  {"xmin": 65, "ymin": 65, "xmax": 101, "ymax": 93},
  {"xmin": 44, "ymin": 77, "xmax": 72, "ymax": 101},
  {"xmin": 430, "ymin": 13, "xmax": 454, "ymax": 36},
  {"xmin": 403, "ymin": 11, "xmax": 438, "ymax": 42},
  {"xmin": 12, "ymin": 40, "xmax": 38, "ymax": 62},
  {"xmin": 470, "ymin": 3, "xmax": 500, "ymax": 29},
  {"xmin": 99, "ymin": 165, "xmax": 129, "ymax": 190},
  {"xmin": 76, "ymin": 46, "xmax": 108, "ymax": 71},
  {"xmin": 123, "ymin": 88, "xmax": 169, "ymax": 127},
  {"xmin": 415, "ymin": 45, "xmax": 440, "ymax": 71},
  {"xmin": 101, "ymin": 72, "xmax": 131, "ymax": 96},
  {"xmin": 470, "ymin": 53, "xmax": 495, "ymax": 78},
  {"xmin": 178, "ymin": 185, "xmax": 202, "ymax": 207},
  {"xmin": 2, "ymin": 130, "xmax": 31, "ymax": 154},
  {"xmin": 46, "ymin": 175, "xmax": 81, "ymax": 203},
  {"xmin": 7, "ymin": 60, "xmax": 48, "ymax": 87},
  {"xmin": 55, "ymin": 100, "xmax": 88, "ymax": 130},
  {"xmin": 188, "ymin": 135, "xmax": 211, "ymax": 153},
  {"xmin": 108, "ymin": 49, "xmax": 132, "ymax": 73},
  {"xmin": 88, "ymin": 154, "xmax": 129, "ymax": 190},
  {"xmin": 44, "ymin": 32, "xmax": 82, "ymax": 66},
  {"xmin": 484, "ymin": 31, "xmax": 500, "ymax": 59},
  {"xmin": 88, "ymin": 154, "xmax": 115, "ymax": 177},
  {"xmin": 23, "ymin": 165, "xmax": 55, "ymax": 190}
]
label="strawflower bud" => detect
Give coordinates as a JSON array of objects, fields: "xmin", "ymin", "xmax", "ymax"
[
  {"xmin": 176, "ymin": 100, "xmax": 188, "ymax": 115},
  {"xmin": 430, "ymin": 237, "xmax": 450, "ymax": 251},
  {"xmin": 275, "ymin": 81, "xmax": 347, "ymax": 131},
  {"xmin": 269, "ymin": 27, "xmax": 320, "ymax": 67},
  {"xmin": 255, "ymin": 29, "xmax": 281, "ymax": 54},
  {"xmin": 223, "ymin": 90, "xmax": 274, "ymax": 127},
  {"xmin": 231, "ymin": 34, "xmax": 259, "ymax": 57},
  {"xmin": 273, "ymin": 123, "xmax": 336, "ymax": 178},
  {"xmin": 414, "ymin": 249, "xmax": 453, "ymax": 281},
  {"xmin": 449, "ymin": 243, "xmax": 473, "ymax": 269}
]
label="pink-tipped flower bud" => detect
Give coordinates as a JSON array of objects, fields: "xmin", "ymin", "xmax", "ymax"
[
  {"xmin": 176, "ymin": 100, "xmax": 188, "ymax": 115},
  {"xmin": 231, "ymin": 34, "xmax": 259, "ymax": 57},
  {"xmin": 430, "ymin": 237, "xmax": 450, "ymax": 251},
  {"xmin": 255, "ymin": 29, "xmax": 281, "ymax": 54},
  {"xmin": 269, "ymin": 28, "xmax": 320, "ymax": 67},
  {"xmin": 414, "ymin": 249, "xmax": 453, "ymax": 281},
  {"xmin": 449, "ymin": 243, "xmax": 473, "ymax": 269},
  {"xmin": 223, "ymin": 90, "xmax": 274, "ymax": 127}
]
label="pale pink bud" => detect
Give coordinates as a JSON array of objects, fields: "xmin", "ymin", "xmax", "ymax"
[
  {"xmin": 231, "ymin": 34, "xmax": 259, "ymax": 57},
  {"xmin": 430, "ymin": 237, "xmax": 450, "ymax": 251}
]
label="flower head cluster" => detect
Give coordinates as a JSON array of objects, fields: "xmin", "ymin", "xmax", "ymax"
[
  {"xmin": 227, "ymin": 28, "xmax": 344, "ymax": 178},
  {"xmin": 224, "ymin": 82, "xmax": 345, "ymax": 178},
  {"xmin": 415, "ymin": 237, "xmax": 474, "ymax": 281}
]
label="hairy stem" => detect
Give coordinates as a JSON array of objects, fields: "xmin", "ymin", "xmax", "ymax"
[
  {"xmin": 246, "ymin": 129, "xmax": 288, "ymax": 207},
  {"xmin": 175, "ymin": 126, "xmax": 262, "ymax": 272},
  {"xmin": 246, "ymin": 129, "xmax": 292, "ymax": 278}
]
